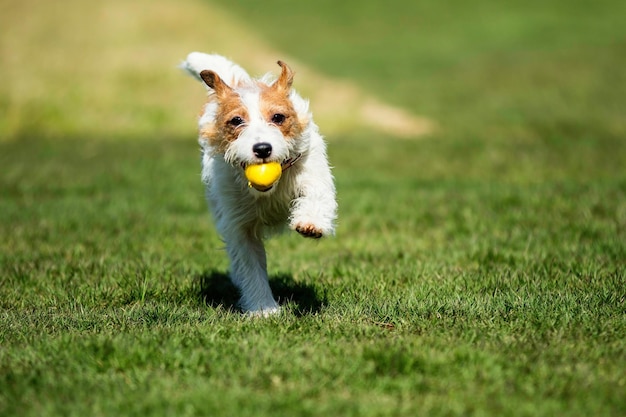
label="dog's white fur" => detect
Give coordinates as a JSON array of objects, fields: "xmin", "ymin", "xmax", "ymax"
[{"xmin": 182, "ymin": 52, "xmax": 337, "ymax": 315}]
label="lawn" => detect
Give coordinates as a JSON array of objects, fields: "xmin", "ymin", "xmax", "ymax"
[{"xmin": 1, "ymin": 0, "xmax": 625, "ymax": 416}]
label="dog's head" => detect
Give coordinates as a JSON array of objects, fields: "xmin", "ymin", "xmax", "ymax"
[{"xmin": 198, "ymin": 61, "xmax": 308, "ymax": 176}]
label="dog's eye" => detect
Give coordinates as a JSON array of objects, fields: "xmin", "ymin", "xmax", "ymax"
[
  {"xmin": 271, "ymin": 113, "xmax": 286, "ymax": 125},
  {"xmin": 228, "ymin": 116, "xmax": 244, "ymax": 127}
]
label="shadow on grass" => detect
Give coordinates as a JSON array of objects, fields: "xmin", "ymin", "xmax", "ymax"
[{"xmin": 196, "ymin": 271, "xmax": 325, "ymax": 316}]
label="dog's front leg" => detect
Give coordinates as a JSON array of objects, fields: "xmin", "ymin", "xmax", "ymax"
[
  {"xmin": 290, "ymin": 141, "xmax": 338, "ymax": 239},
  {"xmin": 222, "ymin": 227, "xmax": 279, "ymax": 315}
]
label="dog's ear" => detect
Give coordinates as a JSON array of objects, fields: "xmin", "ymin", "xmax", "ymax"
[
  {"xmin": 274, "ymin": 61, "xmax": 294, "ymax": 93},
  {"xmin": 200, "ymin": 70, "xmax": 233, "ymax": 97}
]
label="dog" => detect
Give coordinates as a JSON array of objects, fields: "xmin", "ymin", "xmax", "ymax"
[{"xmin": 181, "ymin": 53, "xmax": 337, "ymax": 315}]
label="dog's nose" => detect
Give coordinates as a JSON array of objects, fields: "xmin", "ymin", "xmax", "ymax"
[{"xmin": 252, "ymin": 142, "xmax": 272, "ymax": 159}]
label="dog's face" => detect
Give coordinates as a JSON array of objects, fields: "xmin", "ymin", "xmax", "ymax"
[{"xmin": 199, "ymin": 61, "xmax": 306, "ymax": 171}]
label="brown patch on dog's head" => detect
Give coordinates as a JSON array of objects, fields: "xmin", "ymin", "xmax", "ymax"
[
  {"xmin": 275, "ymin": 60, "xmax": 294, "ymax": 92},
  {"xmin": 199, "ymin": 62, "xmax": 306, "ymax": 153},
  {"xmin": 199, "ymin": 70, "xmax": 248, "ymax": 152},
  {"xmin": 200, "ymin": 70, "xmax": 232, "ymax": 97},
  {"xmin": 258, "ymin": 60, "xmax": 303, "ymax": 140}
]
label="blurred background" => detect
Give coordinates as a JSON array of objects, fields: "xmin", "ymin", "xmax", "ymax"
[
  {"xmin": 1, "ymin": 0, "xmax": 439, "ymax": 141},
  {"xmin": 3, "ymin": 0, "xmax": 624, "ymax": 145}
]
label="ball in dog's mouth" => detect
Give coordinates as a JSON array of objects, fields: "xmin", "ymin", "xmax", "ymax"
[{"xmin": 244, "ymin": 162, "xmax": 282, "ymax": 192}]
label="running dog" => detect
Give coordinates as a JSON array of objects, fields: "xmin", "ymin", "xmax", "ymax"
[{"xmin": 182, "ymin": 53, "xmax": 337, "ymax": 315}]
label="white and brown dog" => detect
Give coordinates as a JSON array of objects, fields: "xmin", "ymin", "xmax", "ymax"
[{"xmin": 182, "ymin": 53, "xmax": 337, "ymax": 315}]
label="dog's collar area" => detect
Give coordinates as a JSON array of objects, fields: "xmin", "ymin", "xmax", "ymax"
[{"xmin": 281, "ymin": 153, "xmax": 302, "ymax": 172}]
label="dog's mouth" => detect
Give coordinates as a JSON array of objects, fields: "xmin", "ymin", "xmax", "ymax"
[
  {"xmin": 240, "ymin": 154, "xmax": 302, "ymax": 193},
  {"xmin": 251, "ymin": 184, "xmax": 274, "ymax": 192},
  {"xmin": 239, "ymin": 154, "xmax": 302, "ymax": 170}
]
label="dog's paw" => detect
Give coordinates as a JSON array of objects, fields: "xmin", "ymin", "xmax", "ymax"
[
  {"xmin": 245, "ymin": 306, "xmax": 281, "ymax": 318},
  {"xmin": 294, "ymin": 223, "xmax": 324, "ymax": 239}
]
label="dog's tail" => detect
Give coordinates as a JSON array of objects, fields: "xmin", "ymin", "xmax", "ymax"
[{"xmin": 180, "ymin": 52, "xmax": 252, "ymax": 89}]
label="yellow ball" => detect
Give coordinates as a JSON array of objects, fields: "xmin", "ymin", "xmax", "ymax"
[{"xmin": 245, "ymin": 162, "xmax": 282, "ymax": 190}]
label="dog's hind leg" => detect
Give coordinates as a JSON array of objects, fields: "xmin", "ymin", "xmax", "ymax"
[{"xmin": 223, "ymin": 228, "xmax": 279, "ymax": 315}]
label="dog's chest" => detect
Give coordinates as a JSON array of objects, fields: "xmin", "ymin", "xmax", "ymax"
[{"xmin": 253, "ymin": 187, "xmax": 293, "ymax": 227}]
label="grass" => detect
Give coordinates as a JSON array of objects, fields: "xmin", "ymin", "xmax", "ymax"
[{"xmin": 1, "ymin": 0, "xmax": 626, "ymax": 415}]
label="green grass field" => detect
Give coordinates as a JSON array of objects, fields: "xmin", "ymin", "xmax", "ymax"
[{"xmin": 1, "ymin": 0, "xmax": 625, "ymax": 415}]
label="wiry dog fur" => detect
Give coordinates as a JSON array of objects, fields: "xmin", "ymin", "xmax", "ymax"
[{"xmin": 182, "ymin": 53, "xmax": 337, "ymax": 315}]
